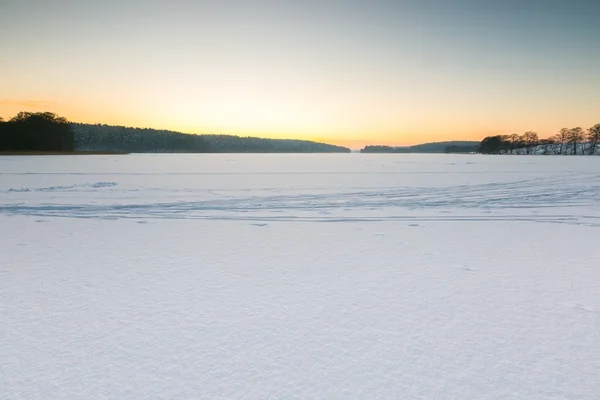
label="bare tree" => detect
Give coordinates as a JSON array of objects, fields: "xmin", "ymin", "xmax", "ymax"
[
  {"xmin": 510, "ymin": 133, "xmax": 522, "ymax": 154},
  {"xmin": 587, "ymin": 124, "xmax": 600, "ymax": 155},
  {"xmin": 500, "ymin": 133, "xmax": 518, "ymax": 154},
  {"xmin": 522, "ymin": 131, "xmax": 539, "ymax": 154},
  {"xmin": 568, "ymin": 127, "xmax": 585, "ymax": 155},
  {"xmin": 500, "ymin": 135, "xmax": 511, "ymax": 154},
  {"xmin": 479, "ymin": 125, "xmax": 598, "ymax": 157},
  {"xmin": 554, "ymin": 128, "xmax": 569, "ymax": 155}
]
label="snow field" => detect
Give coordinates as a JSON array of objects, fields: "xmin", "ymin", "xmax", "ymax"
[{"xmin": 1, "ymin": 154, "xmax": 599, "ymax": 399}]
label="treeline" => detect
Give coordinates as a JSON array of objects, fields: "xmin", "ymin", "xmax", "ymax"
[
  {"xmin": 73, "ymin": 123, "xmax": 211, "ymax": 153},
  {"xmin": 480, "ymin": 125, "xmax": 600, "ymax": 155},
  {"xmin": 1, "ymin": 112, "xmax": 351, "ymax": 153},
  {"xmin": 200, "ymin": 134, "xmax": 350, "ymax": 153},
  {"xmin": 0, "ymin": 112, "xmax": 75, "ymax": 152},
  {"xmin": 361, "ymin": 145, "xmax": 411, "ymax": 153},
  {"xmin": 444, "ymin": 144, "xmax": 479, "ymax": 154},
  {"xmin": 9, "ymin": 111, "xmax": 596, "ymax": 156},
  {"xmin": 361, "ymin": 141, "xmax": 479, "ymax": 154},
  {"xmin": 73, "ymin": 123, "xmax": 351, "ymax": 153}
]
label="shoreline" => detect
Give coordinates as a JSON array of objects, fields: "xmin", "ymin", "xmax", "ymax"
[{"xmin": 0, "ymin": 151, "xmax": 131, "ymax": 156}]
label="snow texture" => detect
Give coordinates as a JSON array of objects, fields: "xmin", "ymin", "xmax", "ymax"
[{"xmin": 1, "ymin": 154, "xmax": 599, "ymax": 399}]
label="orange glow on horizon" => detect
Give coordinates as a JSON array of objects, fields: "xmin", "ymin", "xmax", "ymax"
[
  {"xmin": 1, "ymin": 99, "xmax": 598, "ymax": 149},
  {"xmin": 0, "ymin": 102, "xmax": 485, "ymax": 148},
  {"xmin": 2, "ymin": 1, "xmax": 600, "ymax": 150}
]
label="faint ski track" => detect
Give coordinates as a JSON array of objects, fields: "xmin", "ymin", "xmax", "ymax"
[{"xmin": 1, "ymin": 172, "xmax": 599, "ymax": 227}]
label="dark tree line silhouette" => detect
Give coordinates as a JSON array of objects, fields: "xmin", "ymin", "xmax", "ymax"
[
  {"xmin": 444, "ymin": 144, "xmax": 479, "ymax": 154},
  {"xmin": 360, "ymin": 145, "xmax": 412, "ymax": 153},
  {"xmin": 1, "ymin": 112, "xmax": 351, "ymax": 153},
  {"xmin": 360, "ymin": 141, "xmax": 479, "ymax": 154},
  {"xmin": 73, "ymin": 123, "xmax": 212, "ymax": 153},
  {"xmin": 199, "ymin": 134, "xmax": 350, "ymax": 153},
  {"xmin": 4, "ymin": 111, "xmax": 597, "ymax": 155},
  {"xmin": 480, "ymin": 125, "xmax": 600, "ymax": 155},
  {"xmin": 0, "ymin": 112, "xmax": 75, "ymax": 152},
  {"xmin": 73, "ymin": 123, "xmax": 350, "ymax": 153}
]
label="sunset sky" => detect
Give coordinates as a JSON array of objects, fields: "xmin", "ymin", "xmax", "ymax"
[{"xmin": 1, "ymin": 0, "xmax": 599, "ymax": 147}]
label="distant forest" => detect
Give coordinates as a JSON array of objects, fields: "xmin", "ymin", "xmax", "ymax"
[
  {"xmin": 73, "ymin": 123, "xmax": 350, "ymax": 153},
  {"xmin": 361, "ymin": 141, "xmax": 479, "ymax": 154},
  {"xmin": 0, "ymin": 112, "xmax": 350, "ymax": 153}
]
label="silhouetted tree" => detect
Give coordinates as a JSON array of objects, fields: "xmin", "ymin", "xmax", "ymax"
[
  {"xmin": 0, "ymin": 112, "xmax": 74, "ymax": 152},
  {"xmin": 480, "ymin": 135, "xmax": 506, "ymax": 154},
  {"xmin": 587, "ymin": 124, "xmax": 600, "ymax": 155},
  {"xmin": 568, "ymin": 127, "xmax": 585, "ymax": 155},
  {"xmin": 553, "ymin": 128, "xmax": 569, "ymax": 155},
  {"xmin": 522, "ymin": 131, "xmax": 539, "ymax": 154},
  {"xmin": 502, "ymin": 133, "xmax": 522, "ymax": 154}
]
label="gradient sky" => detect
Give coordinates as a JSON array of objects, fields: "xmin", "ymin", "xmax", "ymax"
[{"xmin": 1, "ymin": 0, "xmax": 599, "ymax": 147}]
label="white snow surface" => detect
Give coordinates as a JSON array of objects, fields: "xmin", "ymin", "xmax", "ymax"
[{"xmin": 1, "ymin": 154, "xmax": 599, "ymax": 399}]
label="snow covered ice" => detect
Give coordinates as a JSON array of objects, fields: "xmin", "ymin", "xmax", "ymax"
[{"xmin": 1, "ymin": 154, "xmax": 599, "ymax": 399}]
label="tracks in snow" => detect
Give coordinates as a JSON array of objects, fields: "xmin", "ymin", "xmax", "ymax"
[{"xmin": 1, "ymin": 173, "xmax": 599, "ymax": 226}]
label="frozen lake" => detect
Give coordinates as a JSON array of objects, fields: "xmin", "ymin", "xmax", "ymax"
[
  {"xmin": 1, "ymin": 153, "xmax": 599, "ymax": 223},
  {"xmin": 1, "ymin": 154, "xmax": 599, "ymax": 399}
]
